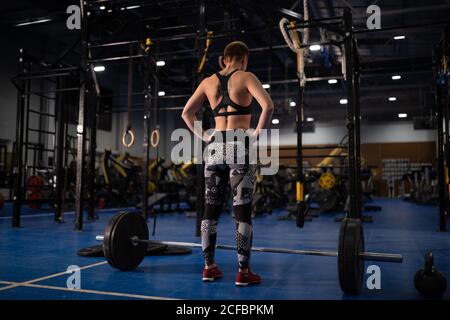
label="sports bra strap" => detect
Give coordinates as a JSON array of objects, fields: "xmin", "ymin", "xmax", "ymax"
[{"xmin": 213, "ymin": 70, "xmax": 251, "ymax": 118}]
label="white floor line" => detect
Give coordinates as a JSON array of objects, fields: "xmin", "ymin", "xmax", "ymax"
[
  {"xmin": 0, "ymin": 261, "xmax": 107, "ymax": 292},
  {"xmin": 0, "ymin": 280, "xmax": 179, "ymax": 300}
]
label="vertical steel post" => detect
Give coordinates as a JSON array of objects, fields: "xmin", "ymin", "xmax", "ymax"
[
  {"xmin": 195, "ymin": 0, "xmax": 207, "ymax": 237},
  {"xmin": 143, "ymin": 81, "xmax": 151, "ymax": 220},
  {"xmin": 54, "ymin": 77, "xmax": 66, "ymax": 222},
  {"xmin": 353, "ymin": 39, "xmax": 363, "ymax": 215},
  {"xmin": 87, "ymin": 82, "xmax": 98, "ymax": 221},
  {"xmin": 75, "ymin": 0, "xmax": 89, "ymax": 230},
  {"xmin": 295, "ymin": 84, "xmax": 306, "ymax": 227},
  {"xmin": 24, "ymin": 78, "xmax": 30, "ymax": 176},
  {"xmin": 224, "ymin": 0, "xmax": 237, "ymax": 41},
  {"xmin": 12, "ymin": 48, "xmax": 26, "ymax": 228},
  {"xmin": 443, "ymin": 27, "xmax": 449, "ymax": 231},
  {"xmin": 343, "ymin": 8, "xmax": 361, "ymax": 219},
  {"xmin": 435, "ymin": 40, "xmax": 447, "ymax": 232}
]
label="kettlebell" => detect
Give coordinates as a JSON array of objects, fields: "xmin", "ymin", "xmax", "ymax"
[{"xmin": 414, "ymin": 252, "xmax": 447, "ymax": 297}]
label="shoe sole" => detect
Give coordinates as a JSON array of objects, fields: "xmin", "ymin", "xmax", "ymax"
[
  {"xmin": 202, "ymin": 275, "xmax": 223, "ymax": 282},
  {"xmin": 235, "ymin": 281, "xmax": 261, "ymax": 286}
]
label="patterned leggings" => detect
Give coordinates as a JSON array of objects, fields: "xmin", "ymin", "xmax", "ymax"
[{"xmin": 201, "ymin": 141, "xmax": 256, "ymax": 269}]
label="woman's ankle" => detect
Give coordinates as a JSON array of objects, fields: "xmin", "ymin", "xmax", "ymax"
[{"xmin": 205, "ymin": 263, "xmax": 217, "ymax": 269}]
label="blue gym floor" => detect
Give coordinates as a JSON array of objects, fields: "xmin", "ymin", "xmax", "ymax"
[{"xmin": 0, "ymin": 199, "xmax": 449, "ymax": 300}]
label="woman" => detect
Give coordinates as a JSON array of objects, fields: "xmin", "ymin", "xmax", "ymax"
[{"xmin": 182, "ymin": 41, "xmax": 274, "ymax": 286}]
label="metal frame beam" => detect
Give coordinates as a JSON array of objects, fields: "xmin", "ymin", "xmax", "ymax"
[
  {"xmin": 74, "ymin": 0, "xmax": 90, "ymax": 231},
  {"xmin": 12, "ymin": 49, "xmax": 27, "ymax": 228}
]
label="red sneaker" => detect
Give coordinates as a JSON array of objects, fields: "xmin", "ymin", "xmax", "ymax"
[
  {"xmin": 235, "ymin": 270, "xmax": 262, "ymax": 286},
  {"xmin": 202, "ymin": 266, "xmax": 223, "ymax": 282}
]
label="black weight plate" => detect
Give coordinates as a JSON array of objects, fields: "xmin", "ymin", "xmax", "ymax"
[
  {"xmin": 112, "ymin": 212, "xmax": 149, "ymax": 271},
  {"xmin": 317, "ymin": 190, "xmax": 339, "ymax": 212},
  {"xmin": 338, "ymin": 217, "xmax": 347, "ymax": 292},
  {"xmin": 338, "ymin": 218, "xmax": 365, "ymax": 294},
  {"xmin": 104, "ymin": 211, "xmax": 149, "ymax": 271},
  {"xmin": 103, "ymin": 211, "xmax": 128, "ymax": 269}
]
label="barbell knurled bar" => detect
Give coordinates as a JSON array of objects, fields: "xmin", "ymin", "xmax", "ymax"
[
  {"xmin": 95, "ymin": 211, "xmax": 403, "ymax": 295},
  {"xmin": 95, "ymin": 236, "xmax": 403, "ymax": 263}
]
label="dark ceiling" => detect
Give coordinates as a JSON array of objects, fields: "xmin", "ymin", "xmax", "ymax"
[{"xmin": 1, "ymin": 0, "xmax": 450, "ymax": 125}]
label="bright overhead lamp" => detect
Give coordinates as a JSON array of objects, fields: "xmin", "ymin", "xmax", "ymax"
[
  {"xmin": 93, "ymin": 66, "xmax": 105, "ymax": 72},
  {"xmin": 126, "ymin": 5, "xmax": 141, "ymax": 9},
  {"xmin": 16, "ymin": 18, "xmax": 52, "ymax": 27},
  {"xmin": 309, "ymin": 44, "xmax": 321, "ymax": 51}
]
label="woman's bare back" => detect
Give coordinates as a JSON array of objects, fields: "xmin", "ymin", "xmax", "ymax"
[{"xmin": 203, "ymin": 70, "xmax": 253, "ymax": 131}]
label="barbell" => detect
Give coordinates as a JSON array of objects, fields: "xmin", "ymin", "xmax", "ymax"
[{"xmin": 95, "ymin": 211, "xmax": 403, "ymax": 294}]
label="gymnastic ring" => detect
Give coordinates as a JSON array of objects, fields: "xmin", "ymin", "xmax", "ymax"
[
  {"xmin": 218, "ymin": 55, "xmax": 225, "ymax": 69},
  {"xmin": 122, "ymin": 129, "xmax": 135, "ymax": 148},
  {"xmin": 150, "ymin": 129, "xmax": 160, "ymax": 148}
]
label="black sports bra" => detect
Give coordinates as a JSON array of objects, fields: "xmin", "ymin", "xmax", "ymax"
[{"xmin": 212, "ymin": 70, "xmax": 252, "ymax": 118}]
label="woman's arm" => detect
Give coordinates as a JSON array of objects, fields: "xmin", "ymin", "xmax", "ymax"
[
  {"xmin": 246, "ymin": 72, "xmax": 274, "ymax": 136},
  {"xmin": 181, "ymin": 79, "xmax": 210, "ymax": 141}
]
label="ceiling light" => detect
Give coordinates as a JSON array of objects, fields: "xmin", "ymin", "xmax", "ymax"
[
  {"xmin": 272, "ymin": 119, "xmax": 279, "ymax": 125},
  {"xmin": 156, "ymin": 60, "xmax": 166, "ymax": 67},
  {"xmin": 99, "ymin": 6, "xmax": 106, "ymax": 10},
  {"xmin": 262, "ymin": 84, "xmax": 270, "ymax": 89},
  {"xmin": 392, "ymin": 75, "xmax": 401, "ymax": 80},
  {"xmin": 306, "ymin": 117, "xmax": 314, "ymax": 122},
  {"xmin": 126, "ymin": 5, "xmax": 141, "ymax": 9},
  {"xmin": 15, "ymin": 18, "xmax": 52, "ymax": 27},
  {"xmin": 398, "ymin": 113, "xmax": 407, "ymax": 118},
  {"xmin": 339, "ymin": 98, "xmax": 348, "ymax": 105},
  {"xmin": 158, "ymin": 91, "xmax": 166, "ymax": 97},
  {"xmin": 309, "ymin": 44, "xmax": 321, "ymax": 51},
  {"xmin": 388, "ymin": 97, "xmax": 397, "ymax": 101},
  {"xmin": 290, "ymin": 101, "xmax": 296, "ymax": 107},
  {"xmin": 93, "ymin": 66, "xmax": 105, "ymax": 72},
  {"xmin": 328, "ymin": 79, "xmax": 338, "ymax": 84},
  {"xmin": 394, "ymin": 35, "xmax": 406, "ymax": 40}
]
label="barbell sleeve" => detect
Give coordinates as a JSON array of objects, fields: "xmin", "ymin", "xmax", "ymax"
[
  {"xmin": 359, "ymin": 252, "xmax": 403, "ymax": 263},
  {"xmin": 95, "ymin": 235, "xmax": 403, "ymax": 263}
]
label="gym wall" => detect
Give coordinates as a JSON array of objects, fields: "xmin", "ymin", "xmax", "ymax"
[
  {"xmin": 278, "ymin": 121, "xmax": 436, "ymax": 145},
  {"xmin": 361, "ymin": 141, "xmax": 436, "ymax": 197},
  {"xmin": 277, "ymin": 121, "xmax": 436, "ymax": 197}
]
